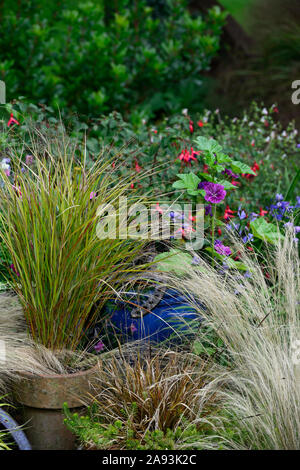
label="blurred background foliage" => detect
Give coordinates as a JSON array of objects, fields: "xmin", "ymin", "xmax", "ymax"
[
  {"xmin": 204, "ymin": 0, "xmax": 300, "ymax": 127},
  {"xmin": 0, "ymin": 0, "xmax": 225, "ymax": 123},
  {"xmin": 0, "ymin": 0, "xmax": 299, "ymax": 127}
]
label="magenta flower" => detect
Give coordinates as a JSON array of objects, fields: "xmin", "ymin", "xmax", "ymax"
[
  {"xmin": 203, "ymin": 183, "xmax": 226, "ymax": 204},
  {"xmin": 94, "ymin": 340, "xmax": 105, "ymax": 353},
  {"xmin": 214, "ymin": 240, "xmax": 231, "ymax": 256},
  {"xmin": 90, "ymin": 191, "xmax": 97, "ymax": 200},
  {"xmin": 9, "ymin": 264, "xmax": 20, "ymax": 277},
  {"xmin": 129, "ymin": 323, "xmax": 138, "ymax": 334}
]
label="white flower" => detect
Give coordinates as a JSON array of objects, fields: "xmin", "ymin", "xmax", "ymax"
[
  {"xmin": 0, "ymin": 159, "xmax": 10, "ymax": 171},
  {"xmin": 262, "ymin": 108, "xmax": 268, "ymax": 115},
  {"xmin": 182, "ymin": 108, "xmax": 188, "ymax": 116}
]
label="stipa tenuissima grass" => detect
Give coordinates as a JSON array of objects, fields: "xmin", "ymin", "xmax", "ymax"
[{"xmin": 165, "ymin": 230, "xmax": 300, "ymax": 449}]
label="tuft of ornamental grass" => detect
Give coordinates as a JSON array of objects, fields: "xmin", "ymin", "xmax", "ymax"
[
  {"xmin": 0, "ymin": 131, "xmax": 150, "ymax": 351},
  {"xmin": 0, "ymin": 293, "xmax": 103, "ymax": 393},
  {"xmin": 165, "ymin": 230, "xmax": 300, "ymax": 449},
  {"xmin": 80, "ymin": 349, "xmax": 219, "ymax": 449}
]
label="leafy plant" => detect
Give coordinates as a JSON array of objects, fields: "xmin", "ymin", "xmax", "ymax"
[
  {"xmin": 64, "ymin": 405, "xmax": 208, "ymax": 450},
  {"xmin": 171, "ymin": 136, "xmax": 255, "ymax": 266}
]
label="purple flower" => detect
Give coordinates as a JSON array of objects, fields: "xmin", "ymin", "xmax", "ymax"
[
  {"xmin": 284, "ymin": 222, "xmax": 300, "ymax": 234},
  {"xmin": 214, "ymin": 240, "xmax": 232, "ymax": 256},
  {"xmin": 227, "ymin": 221, "xmax": 240, "ymax": 232},
  {"xmin": 94, "ymin": 341, "xmax": 105, "ymax": 353},
  {"xmin": 249, "ymin": 212, "xmax": 259, "ymax": 222},
  {"xmin": 237, "ymin": 206, "xmax": 247, "ymax": 220},
  {"xmin": 222, "ymin": 168, "xmax": 239, "ymax": 179},
  {"xmin": 191, "ymin": 255, "xmax": 201, "ymax": 265},
  {"xmin": 205, "ymin": 205, "xmax": 212, "ymax": 216},
  {"xmin": 269, "ymin": 198, "xmax": 293, "ymax": 221},
  {"xmin": 242, "ymin": 233, "xmax": 254, "ymax": 244},
  {"xmin": 90, "ymin": 191, "xmax": 97, "ymax": 200},
  {"xmin": 198, "ymin": 181, "xmax": 210, "ymax": 190},
  {"xmin": 201, "ymin": 182, "xmax": 226, "ymax": 204},
  {"xmin": 169, "ymin": 210, "xmax": 182, "ymax": 220}
]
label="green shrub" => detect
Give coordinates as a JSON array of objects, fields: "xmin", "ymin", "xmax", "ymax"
[{"xmin": 0, "ymin": 0, "xmax": 225, "ymax": 120}]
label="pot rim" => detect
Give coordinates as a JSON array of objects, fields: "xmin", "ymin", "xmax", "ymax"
[{"xmin": 16, "ymin": 360, "xmax": 100, "ymax": 380}]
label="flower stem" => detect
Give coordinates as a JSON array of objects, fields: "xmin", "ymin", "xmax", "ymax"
[{"xmin": 211, "ymin": 204, "xmax": 216, "ymax": 268}]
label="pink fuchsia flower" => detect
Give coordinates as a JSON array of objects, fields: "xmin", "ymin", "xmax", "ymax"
[
  {"xmin": 189, "ymin": 120, "xmax": 194, "ymax": 133},
  {"xmin": 90, "ymin": 191, "xmax": 97, "ymax": 200},
  {"xmin": 94, "ymin": 340, "xmax": 105, "ymax": 353},
  {"xmin": 188, "ymin": 211, "xmax": 196, "ymax": 222},
  {"xmin": 199, "ymin": 182, "xmax": 226, "ymax": 204},
  {"xmin": 155, "ymin": 203, "xmax": 164, "ymax": 214},
  {"xmin": 259, "ymin": 207, "xmax": 268, "ymax": 216},
  {"xmin": 178, "ymin": 147, "xmax": 200, "ymax": 165},
  {"xmin": 175, "ymin": 225, "xmax": 195, "ymax": 238},
  {"xmin": 135, "ymin": 160, "xmax": 142, "ymax": 172},
  {"xmin": 197, "ymin": 120, "xmax": 204, "ymax": 128},
  {"xmin": 7, "ymin": 113, "xmax": 20, "ymax": 127},
  {"xmin": 214, "ymin": 240, "xmax": 232, "ymax": 257},
  {"xmin": 224, "ymin": 205, "xmax": 235, "ymax": 221}
]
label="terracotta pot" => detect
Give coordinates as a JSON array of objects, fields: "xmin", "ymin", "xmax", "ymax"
[{"xmin": 13, "ymin": 363, "xmax": 100, "ymax": 450}]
